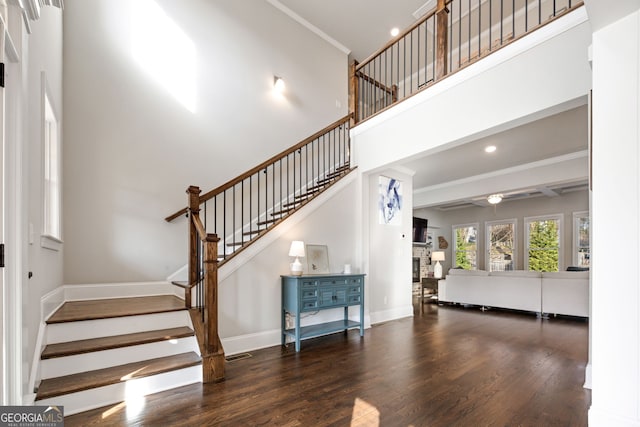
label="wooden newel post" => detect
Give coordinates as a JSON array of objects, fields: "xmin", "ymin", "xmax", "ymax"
[
  {"xmin": 186, "ymin": 186, "xmax": 202, "ymax": 309},
  {"xmin": 436, "ymin": 0, "xmax": 449, "ymax": 80},
  {"xmin": 203, "ymin": 233, "xmax": 219, "ymax": 354},
  {"xmin": 348, "ymin": 60, "xmax": 359, "ymax": 126}
]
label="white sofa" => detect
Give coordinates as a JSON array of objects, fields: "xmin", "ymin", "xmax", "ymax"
[
  {"xmin": 438, "ymin": 269, "xmax": 589, "ymax": 317},
  {"xmin": 541, "ymin": 271, "xmax": 589, "ymax": 317}
]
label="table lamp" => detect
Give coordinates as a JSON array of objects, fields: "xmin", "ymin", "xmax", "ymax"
[
  {"xmin": 289, "ymin": 241, "xmax": 305, "ymax": 276},
  {"xmin": 432, "ymin": 251, "xmax": 445, "ymax": 279}
]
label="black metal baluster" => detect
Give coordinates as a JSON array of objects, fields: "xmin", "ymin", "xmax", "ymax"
[
  {"xmin": 538, "ymin": 0, "xmax": 541, "ymax": 25},
  {"xmin": 478, "ymin": 0, "xmax": 481, "ymax": 58},
  {"xmin": 468, "ymin": 0, "xmax": 472, "ymax": 63},
  {"xmin": 500, "ymin": 0, "xmax": 504, "ymax": 44},
  {"xmin": 489, "ymin": 0, "xmax": 492, "ymax": 51},
  {"xmin": 458, "ymin": 1, "xmax": 462, "ymax": 70}
]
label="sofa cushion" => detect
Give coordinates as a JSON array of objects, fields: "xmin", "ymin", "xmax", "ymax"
[
  {"xmin": 489, "ymin": 270, "xmax": 542, "ymax": 278},
  {"xmin": 447, "ymin": 269, "xmax": 489, "ymax": 277},
  {"xmin": 542, "ymin": 271, "xmax": 589, "ymax": 280}
]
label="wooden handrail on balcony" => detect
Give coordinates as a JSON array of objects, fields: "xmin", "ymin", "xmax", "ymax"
[{"xmin": 349, "ymin": 0, "xmax": 585, "ymax": 124}]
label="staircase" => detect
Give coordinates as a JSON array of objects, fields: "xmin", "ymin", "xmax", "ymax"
[
  {"xmin": 35, "ymin": 295, "xmax": 202, "ymax": 416},
  {"xmin": 32, "ymin": 116, "xmax": 356, "ymax": 415}
]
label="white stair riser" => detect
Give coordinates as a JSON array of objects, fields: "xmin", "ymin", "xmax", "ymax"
[
  {"xmin": 36, "ymin": 365, "xmax": 202, "ymax": 416},
  {"xmin": 40, "ymin": 337, "xmax": 200, "ymax": 378},
  {"xmin": 46, "ymin": 311, "xmax": 191, "ymax": 344}
]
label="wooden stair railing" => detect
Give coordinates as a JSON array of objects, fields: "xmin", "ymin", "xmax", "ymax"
[
  {"xmin": 185, "ymin": 185, "xmax": 224, "ymax": 382},
  {"xmin": 166, "ymin": 114, "xmax": 354, "ymax": 267},
  {"xmin": 166, "ymin": 115, "xmax": 355, "ymax": 382}
]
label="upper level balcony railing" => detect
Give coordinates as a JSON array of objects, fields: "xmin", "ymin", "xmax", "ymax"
[{"xmin": 349, "ymin": 0, "xmax": 584, "ymax": 124}]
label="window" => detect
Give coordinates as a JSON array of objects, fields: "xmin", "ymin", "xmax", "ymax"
[
  {"xmin": 525, "ymin": 214, "xmax": 562, "ymax": 271},
  {"xmin": 42, "ymin": 73, "xmax": 62, "ymax": 246},
  {"xmin": 486, "ymin": 219, "xmax": 516, "ymax": 271},
  {"xmin": 573, "ymin": 211, "xmax": 590, "ymax": 268},
  {"xmin": 453, "ymin": 223, "xmax": 478, "ymax": 270}
]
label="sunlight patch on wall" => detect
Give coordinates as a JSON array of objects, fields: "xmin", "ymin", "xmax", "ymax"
[{"xmin": 131, "ymin": 0, "xmax": 197, "ymax": 112}]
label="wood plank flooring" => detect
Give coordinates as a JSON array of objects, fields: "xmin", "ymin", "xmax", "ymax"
[{"xmin": 65, "ymin": 300, "xmax": 590, "ymax": 426}]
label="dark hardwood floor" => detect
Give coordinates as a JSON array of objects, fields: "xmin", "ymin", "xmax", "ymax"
[{"xmin": 65, "ymin": 299, "xmax": 590, "ymax": 426}]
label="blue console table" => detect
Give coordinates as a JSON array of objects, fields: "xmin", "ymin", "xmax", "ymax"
[{"xmin": 281, "ymin": 274, "xmax": 365, "ymax": 352}]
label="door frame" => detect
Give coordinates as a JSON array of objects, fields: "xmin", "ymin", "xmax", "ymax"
[{"xmin": 1, "ymin": 3, "xmax": 24, "ymax": 405}]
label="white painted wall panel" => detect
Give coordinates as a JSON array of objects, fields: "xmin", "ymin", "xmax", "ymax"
[{"xmin": 62, "ymin": 0, "xmax": 349, "ymax": 284}]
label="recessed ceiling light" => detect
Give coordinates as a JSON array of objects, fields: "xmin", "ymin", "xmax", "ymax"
[
  {"xmin": 390, "ymin": 27, "xmax": 400, "ymax": 37},
  {"xmin": 484, "ymin": 145, "xmax": 497, "ymax": 153}
]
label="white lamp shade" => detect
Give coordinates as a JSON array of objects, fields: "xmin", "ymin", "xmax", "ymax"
[
  {"xmin": 432, "ymin": 251, "xmax": 445, "ymax": 262},
  {"xmin": 289, "ymin": 241, "xmax": 305, "ymax": 257}
]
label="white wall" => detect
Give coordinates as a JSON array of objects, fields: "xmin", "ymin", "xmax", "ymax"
[
  {"xmin": 415, "ymin": 190, "xmax": 589, "ymax": 273},
  {"xmin": 62, "ymin": 0, "xmax": 348, "ymax": 284},
  {"xmin": 350, "ymin": 8, "xmax": 591, "ymax": 329},
  {"xmin": 10, "ymin": 4, "xmax": 64, "ymax": 402},
  {"xmin": 589, "ymin": 9, "xmax": 640, "ymax": 426},
  {"xmin": 366, "ymin": 169, "xmax": 414, "ymax": 324},
  {"xmin": 218, "ymin": 177, "xmax": 360, "ymax": 353},
  {"xmin": 352, "ymin": 10, "xmax": 592, "ymax": 174}
]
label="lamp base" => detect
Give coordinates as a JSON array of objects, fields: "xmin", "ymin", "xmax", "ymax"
[
  {"xmin": 434, "ymin": 261, "xmax": 443, "ymax": 279},
  {"xmin": 290, "ymin": 258, "xmax": 303, "ymax": 276}
]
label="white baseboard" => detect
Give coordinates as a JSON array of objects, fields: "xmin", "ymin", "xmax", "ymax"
[
  {"xmin": 589, "ymin": 406, "xmax": 640, "ymax": 427},
  {"xmin": 369, "ymin": 305, "xmax": 414, "ymax": 325},
  {"xmin": 63, "ymin": 281, "xmax": 181, "ymax": 302},
  {"xmin": 222, "ymin": 329, "xmax": 282, "ymax": 356},
  {"xmin": 583, "ymin": 362, "xmax": 592, "ymax": 389}
]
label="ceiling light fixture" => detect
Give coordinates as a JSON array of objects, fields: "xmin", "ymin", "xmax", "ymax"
[
  {"xmin": 390, "ymin": 27, "xmax": 400, "ymax": 37},
  {"xmin": 487, "ymin": 194, "xmax": 503, "ymax": 204},
  {"xmin": 484, "ymin": 145, "xmax": 497, "ymax": 153}
]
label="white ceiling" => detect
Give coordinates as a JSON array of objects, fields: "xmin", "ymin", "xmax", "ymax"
[
  {"xmin": 274, "ymin": 0, "xmax": 591, "ymax": 208},
  {"xmin": 407, "ymin": 105, "xmax": 588, "ymax": 189},
  {"xmin": 276, "ymin": 0, "xmax": 432, "ymax": 61}
]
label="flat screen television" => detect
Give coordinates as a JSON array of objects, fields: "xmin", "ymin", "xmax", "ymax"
[{"xmin": 412, "ymin": 217, "xmax": 428, "ymax": 244}]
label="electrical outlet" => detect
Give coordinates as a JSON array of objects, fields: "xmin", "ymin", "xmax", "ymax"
[{"xmin": 384, "ymin": 296, "xmax": 388, "ymax": 305}]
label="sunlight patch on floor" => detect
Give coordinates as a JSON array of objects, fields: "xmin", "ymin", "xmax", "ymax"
[{"xmin": 350, "ymin": 397, "xmax": 380, "ymax": 427}]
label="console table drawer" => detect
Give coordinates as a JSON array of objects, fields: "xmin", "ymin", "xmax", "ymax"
[
  {"xmin": 301, "ymin": 280, "xmax": 319, "ymax": 288},
  {"xmin": 319, "ymin": 278, "xmax": 348, "ymax": 286},
  {"xmin": 347, "ymin": 285, "xmax": 362, "ymax": 295},
  {"xmin": 302, "ymin": 289, "xmax": 318, "ymax": 299},
  {"xmin": 302, "ymin": 300, "xmax": 318, "ymax": 310},
  {"xmin": 348, "ymin": 295, "xmax": 362, "ymax": 303}
]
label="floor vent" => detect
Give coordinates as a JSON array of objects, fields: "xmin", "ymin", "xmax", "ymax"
[{"xmin": 225, "ymin": 353, "xmax": 252, "ymax": 362}]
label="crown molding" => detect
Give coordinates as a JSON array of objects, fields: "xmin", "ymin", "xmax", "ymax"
[{"xmin": 265, "ymin": 0, "xmax": 351, "ymax": 55}]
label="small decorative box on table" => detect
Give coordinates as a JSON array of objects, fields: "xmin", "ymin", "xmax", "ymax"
[{"xmin": 281, "ymin": 274, "xmax": 365, "ymax": 352}]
